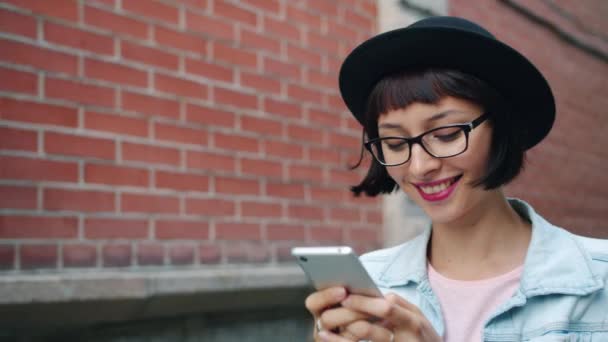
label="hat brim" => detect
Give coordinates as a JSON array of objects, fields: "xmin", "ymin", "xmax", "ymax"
[{"xmin": 339, "ymin": 26, "xmax": 555, "ymax": 150}]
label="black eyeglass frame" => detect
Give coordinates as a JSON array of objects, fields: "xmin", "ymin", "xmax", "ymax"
[{"xmin": 364, "ymin": 112, "xmax": 490, "ymax": 167}]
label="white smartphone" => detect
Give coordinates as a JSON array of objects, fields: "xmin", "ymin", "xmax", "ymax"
[{"xmin": 291, "ymin": 246, "xmax": 382, "ymax": 297}]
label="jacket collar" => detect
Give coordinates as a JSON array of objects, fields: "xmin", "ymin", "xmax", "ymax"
[{"xmin": 376, "ymin": 198, "xmax": 604, "ymax": 297}]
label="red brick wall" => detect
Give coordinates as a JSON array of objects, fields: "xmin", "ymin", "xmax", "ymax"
[
  {"xmin": 450, "ymin": 0, "xmax": 608, "ymax": 237},
  {"xmin": 0, "ymin": 0, "xmax": 381, "ymax": 272}
]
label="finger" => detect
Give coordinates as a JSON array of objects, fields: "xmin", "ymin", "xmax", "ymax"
[
  {"xmin": 317, "ymin": 330, "xmax": 355, "ymax": 342},
  {"xmin": 305, "ymin": 286, "xmax": 347, "ymax": 316},
  {"xmin": 343, "ymin": 320, "xmax": 394, "ymax": 342},
  {"xmin": 341, "ymin": 294, "xmax": 417, "ymax": 327},
  {"xmin": 319, "ymin": 306, "xmax": 370, "ymax": 332}
]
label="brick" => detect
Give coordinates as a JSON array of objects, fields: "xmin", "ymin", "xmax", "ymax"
[
  {"xmin": 185, "ymin": 58, "xmax": 234, "ymax": 83},
  {"xmin": 240, "ymin": 71, "xmax": 281, "ymax": 94},
  {"xmin": 288, "ymin": 84, "xmax": 323, "ymax": 104},
  {"xmin": 327, "ymin": 92, "xmax": 349, "ymax": 112},
  {"xmin": 288, "ymin": 204, "xmax": 324, "ymax": 221},
  {"xmin": 327, "ymin": 20, "xmax": 358, "ymax": 41},
  {"xmin": 240, "ymin": 115, "xmax": 282, "ymax": 136},
  {"xmin": 0, "ymin": 9, "xmax": 36, "ymax": 38},
  {"xmin": 0, "ymin": 67, "xmax": 37, "ymax": 95},
  {"xmin": 288, "ymin": 164, "xmax": 324, "ymax": 183},
  {"xmin": 287, "ymin": 123, "xmax": 319, "ymax": 143},
  {"xmin": 0, "ymin": 126, "xmax": 38, "ymax": 152},
  {"xmin": 214, "ymin": 87, "xmax": 258, "ymax": 110},
  {"xmin": 185, "ymin": 198, "xmax": 235, "ymax": 216},
  {"xmin": 0, "ymin": 185, "xmax": 37, "ymax": 210},
  {"xmin": 349, "ymin": 227, "xmax": 378, "ymax": 242},
  {"xmin": 311, "ymin": 186, "xmax": 346, "ymax": 203},
  {"xmin": 0, "ymin": 97, "xmax": 78, "ymax": 127},
  {"xmin": 85, "ymin": 217, "xmax": 148, "ymax": 239},
  {"xmin": 310, "ymin": 225, "xmax": 343, "ymax": 242},
  {"xmin": 185, "ymin": 103, "xmax": 235, "ymax": 128},
  {"xmin": 265, "ymin": 182, "xmax": 304, "ymax": 199},
  {"xmin": 224, "ymin": 242, "xmax": 269, "ymax": 263},
  {"xmin": 240, "ymin": 28, "xmax": 281, "ymax": 55},
  {"xmin": 0, "ymin": 39, "xmax": 77, "ymax": 74},
  {"xmin": 307, "ymin": 0, "xmax": 339, "ymax": 17},
  {"xmin": 137, "ymin": 242, "xmax": 164, "ymax": 266},
  {"xmin": 213, "ymin": 43, "xmax": 257, "ymax": 69},
  {"xmin": 155, "ymin": 170, "xmax": 209, "ymax": 192},
  {"xmin": 263, "ymin": 56, "xmax": 301, "ymax": 81},
  {"xmin": 240, "ymin": 158, "xmax": 282, "ymax": 178},
  {"xmin": 122, "ymin": 0, "xmax": 179, "ymax": 24},
  {"xmin": 199, "ymin": 243, "xmax": 221, "ymax": 264},
  {"xmin": 329, "ymin": 168, "xmax": 361, "ymax": 186},
  {"xmin": 0, "ymin": 215, "xmax": 78, "ymax": 238},
  {"xmin": 267, "ymin": 224, "xmax": 306, "ymax": 241},
  {"xmin": 241, "ymin": 201, "xmax": 282, "ymax": 218},
  {"xmin": 122, "ymin": 142, "xmax": 180, "ymax": 166},
  {"xmin": 4, "ymin": 0, "xmax": 78, "ymax": 22},
  {"xmin": 155, "ymin": 26, "xmax": 207, "ymax": 55},
  {"xmin": 156, "ymin": 220, "xmax": 208, "ymax": 239},
  {"xmin": 85, "ymin": 163, "xmax": 149, "ymax": 187},
  {"xmin": 85, "ymin": 5, "xmax": 148, "ymax": 39},
  {"xmin": 286, "ymin": 5, "xmax": 322, "ymax": 30},
  {"xmin": 214, "ymin": 132, "xmax": 259, "ymax": 153},
  {"xmin": 44, "ymin": 22, "xmax": 114, "ymax": 55},
  {"xmin": 186, "ymin": 10, "xmax": 234, "ymax": 41},
  {"xmin": 84, "ymin": 111, "xmax": 149, "ymax": 137},
  {"xmin": 308, "ymin": 31, "xmax": 340, "ymax": 55},
  {"xmin": 155, "ymin": 73, "xmax": 209, "ymax": 99},
  {"xmin": 365, "ymin": 210, "xmax": 382, "ymax": 224},
  {"xmin": 20, "ymin": 244, "xmax": 58, "ymax": 270},
  {"xmin": 121, "ymin": 193, "xmax": 180, "ymax": 213},
  {"xmin": 169, "ymin": 244, "xmax": 195, "ymax": 265},
  {"xmin": 102, "ymin": 243, "xmax": 131, "ymax": 267},
  {"xmin": 263, "ymin": 16, "xmax": 299, "ymax": 41},
  {"xmin": 216, "ymin": 222, "xmax": 260, "ymax": 240},
  {"xmin": 308, "ymin": 146, "xmax": 341, "ymax": 165},
  {"xmin": 328, "ymin": 131, "xmax": 359, "ymax": 149},
  {"xmin": 84, "ymin": 58, "xmax": 147, "ymax": 87},
  {"xmin": 264, "ymin": 140, "xmax": 304, "ymax": 159},
  {"xmin": 215, "ymin": 176, "xmax": 259, "ymax": 195},
  {"xmin": 308, "ymin": 69, "xmax": 338, "ymax": 90},
  {"xmin": 121, "ymin": 41, "xmax": 179, "ymax": 70},
  {"xmin": 186, "ymin": 150, "xmax": 236, "ymax": 173},
  {"xmin": 122, "ymin": 91, "xmax": 180, "ymax": 119},
  {"xmin": 45, "ymin": 77, "xmax": 115, "ymax": 108},
  {"xmin": 214, "ymin": 0, "xmax": 257, "ymax": 26},
  {"xmin": 240, "ymin": 0, "xmax": 279, "ymax": 14},
  {"xmin": 154, "ymin": 121, "xmax": 208, "ymax": 145},
  {"xmin": 44, "ymin": 188, "xmax": 115, "ymax": 212},
  {"xmin": 45, "ymin": 132, "xmax": 116, "ymax": 160},
  {"xmin": 264, "ymin": 97, "xmax": 301, "ymax": 119},
  {"xmin": 0, "ymin": 245, "xmax": 15, "ymax": 270},
  {"xmin": 330, "ymin": 207, "xmax": 362, "ymax": 223},
  {"xmin": 308, "ymin": 107, "xmax": 341, "ymax": 127},
  {"xmin": 63, "ymin": 244, "xmax": 97, "ymax": 267},
  {"xmin": 0, "ymin": 155, "xmax": 78, "ymax": 182}
]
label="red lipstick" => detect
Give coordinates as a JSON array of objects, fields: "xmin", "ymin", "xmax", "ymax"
[{"xmin": 413, "ymin": 175, "xmax": 461, "ymax": 202}]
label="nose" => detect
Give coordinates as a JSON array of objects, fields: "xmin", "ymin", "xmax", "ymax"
[{"xmin": 408, "ymin": 143, "xmax": 441, "ymax": 179}]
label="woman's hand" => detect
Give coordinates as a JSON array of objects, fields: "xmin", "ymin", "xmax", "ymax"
[
  {"xmin": 317, "ymin": 293, "xmax": 441, "ymax": 342},
  {"xmin": 305, "ymin": 286, "xmax": 374, "ymax": 341}
]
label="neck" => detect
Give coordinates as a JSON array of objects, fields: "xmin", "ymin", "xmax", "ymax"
[{"xmin": 428, "ymin": 193, "xmax": 531, "ymax": 280}]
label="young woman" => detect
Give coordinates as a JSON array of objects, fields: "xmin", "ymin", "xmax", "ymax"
[{"xmin": 305, "ymin": 16, "xmax": 608, "ymax": 342}]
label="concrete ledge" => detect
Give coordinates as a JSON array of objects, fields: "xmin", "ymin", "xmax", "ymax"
[
  {"xmin": 0, "ymin": 265, "xmax": 311, "ymax": 332},
  {"xmin": 0, "ymin": 264, "xmax": 308, "ymax": 304}
]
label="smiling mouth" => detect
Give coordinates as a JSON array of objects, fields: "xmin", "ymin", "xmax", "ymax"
[{"xmin": 415, "ymin": 175, "xmax": 463, "ymax": 195}]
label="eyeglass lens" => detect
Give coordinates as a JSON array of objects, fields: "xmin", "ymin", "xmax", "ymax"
[{"xmin": 371, "ymin": 126, "xmax": 468, "ymax": 165}]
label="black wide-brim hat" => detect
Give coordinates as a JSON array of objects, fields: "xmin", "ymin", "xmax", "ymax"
[{"xmin": 339, "ymin": 16, "xmax": 555, "ymax": 150}]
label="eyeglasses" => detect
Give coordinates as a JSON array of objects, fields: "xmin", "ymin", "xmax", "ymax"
[{"xmin": 364, "ymin": 113, "xmax": 489, "ymax": 166}]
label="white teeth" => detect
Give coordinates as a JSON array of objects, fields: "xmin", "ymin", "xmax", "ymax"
[{"xmin": 419, "ymin": 178, "xmax": 457, "ymax": 194}]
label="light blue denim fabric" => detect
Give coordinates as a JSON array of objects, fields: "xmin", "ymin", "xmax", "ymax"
[{"xmin": 360, "ymin": 198, "xmax": 608, "ymax": 341}]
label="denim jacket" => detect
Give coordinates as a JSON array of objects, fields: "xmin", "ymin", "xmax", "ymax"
[{"xmin": 361, "ymin": 199, "xmax": 608, "ymax": 341}]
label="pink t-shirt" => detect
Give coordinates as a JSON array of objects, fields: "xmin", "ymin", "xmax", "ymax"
[{"xmin": 428, "ymin": 263, "xmax": 522, "ymax": 342}]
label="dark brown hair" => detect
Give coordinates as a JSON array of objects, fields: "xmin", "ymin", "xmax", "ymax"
[{"xmin": 351, "ymin": 68, "xmax": 526, "ymax": 196}]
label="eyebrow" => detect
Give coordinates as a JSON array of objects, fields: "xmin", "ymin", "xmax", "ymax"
[{"xmin": 378, "ymin": 110, "xmax": 462, "ymax": 130}]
